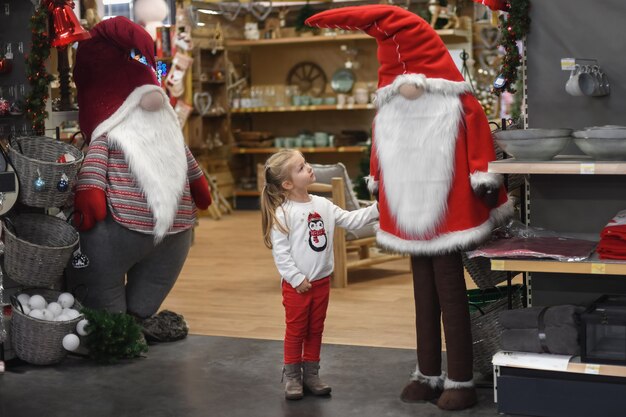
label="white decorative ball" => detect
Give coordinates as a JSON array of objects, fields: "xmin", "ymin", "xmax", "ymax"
[
  {"xmin": 56, "ymin": 314, "xmax": 71, "ymax": 322},
  {"xmin": 29, "ymin": 295, "xmax": 47, "ymax": 310},
  {"xmin": 46, "ymin": 302, "xmax": 63, "ymax": 317},
  {"xmin": 62, "ymin": 334, "xmax": 80, "ymax": 351},
  {"xmin": 76, "ymin": 319, "xmax": 90, "ymax": 336},
  {"xmin": 28, "ymin": 309, "xmax": 45, "ymax": 320},
  {"xmin": 17, "ymin": 293, "xmax": 30, "ymax": 306},
  {"xmin": 57, "ymin": 293, "xmax": 75, "ymax": 309},
  {"xmin": 65, "ymin": 309, "xmax": 81, "ymax": 320},
  {"xmin": 42, "ymin": 309, "xmax": 56, "ymax": 321},
  {"xmin": 21, "ymin": 305, "xmax": 31, "ymax": 315}
]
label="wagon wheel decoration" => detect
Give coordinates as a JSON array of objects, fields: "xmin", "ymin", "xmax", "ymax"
[{"xmin": 286, "ymin": 62, "xmax": 327, "ymax": 97}]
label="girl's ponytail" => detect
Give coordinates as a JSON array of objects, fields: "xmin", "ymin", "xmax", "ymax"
[{"xmin": 260, "ymin": 149, "xmax": 300, "ymax": 248}]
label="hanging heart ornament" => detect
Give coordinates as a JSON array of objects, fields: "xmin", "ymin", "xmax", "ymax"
[
  {"xmin": 479, "ymin": 26, "xmax": 500, "ymax": 49},
  {"xmin": 193, "ymin": 92, "xmax": 212, "ymax": 116},
  {"xmin": 248, "ymin": 0, "xmax": 273, "ymax": 21},
  {"xmin": 218, "ymin": 2, "xmax": 243, "ymax": 22}
]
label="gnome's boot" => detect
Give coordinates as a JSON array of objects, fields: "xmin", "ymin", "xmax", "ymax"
[
  {"xmin": 400, "ymin": 369, "xmax": 444, "ymax": 402},
  {"xmin": 302, "ymin": 361, "xmax": 332, "ymax": 395},
  {"xmin": 437, "ymin": 378, "xmax": 477, "ymax": 411},
  {"xmin": 283, "ymin": 363, "xmax": 303, "ymax": 400}
]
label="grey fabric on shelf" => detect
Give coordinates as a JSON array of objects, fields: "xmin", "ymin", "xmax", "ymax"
[
  {"xmin": 501, "ymin": 326, "xmax": 580, "ymax": 355},
  {"xmin": 499, "ymin": 305, "xmax": 582, "ymax": 329}
]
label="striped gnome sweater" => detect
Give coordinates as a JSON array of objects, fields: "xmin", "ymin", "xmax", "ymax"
[{"xmin": 76, "ymin": 135, "xmax": 204, "ymax": 235}]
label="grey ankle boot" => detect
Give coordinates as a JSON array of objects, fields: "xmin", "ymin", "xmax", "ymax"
[
  {"xmin": 283, "ymin": 363, "xmax": 303, "ymax": 400},
  {"xmin": 302, "ymin": 361, "xmax": 332, "ymax": 395}
]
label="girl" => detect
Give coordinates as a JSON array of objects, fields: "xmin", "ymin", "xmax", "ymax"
[{"xmin": 261, "ymin": 149, "xmax": 379, "ymax": 400}]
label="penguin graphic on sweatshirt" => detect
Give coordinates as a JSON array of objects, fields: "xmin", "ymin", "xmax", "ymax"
[{"xmin": 307, "ymin": 212, "xmax": 327, "ymax": 252}]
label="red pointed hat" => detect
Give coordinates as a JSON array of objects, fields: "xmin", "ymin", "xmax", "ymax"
[
  {"xmin": 306, "ymin": 5, "xmax": 464, "ymax": 88},
  {"xmin": 73, "ymin": 16, "xmax": 159, "ymax": 142}
]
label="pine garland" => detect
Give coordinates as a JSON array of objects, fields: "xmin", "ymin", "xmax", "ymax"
[
  {"xmin": 25, "ymin": 6, "xmax": 54, "ymax": 135},
  {"xmin": 81, "ymin": 308, "xmax": 148, "ymax": 364},
  {"xmin": 493, "ymin": 0, "xmax": 531, "ymax": 95}
]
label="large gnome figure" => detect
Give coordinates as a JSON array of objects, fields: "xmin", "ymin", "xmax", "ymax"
[
  {"xmin": 307, "ymin": 6, "xmax": 512, "ymax": 411},
  {"xmin": 67, "ymin": 17, "xmax": 212, "ymax": 328}
]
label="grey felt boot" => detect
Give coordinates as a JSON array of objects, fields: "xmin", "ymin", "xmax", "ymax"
[
  {"xmin": 283, "ymin": 363, "xmax": 303, "ymax": 400},
  {"xmin": 302, "ymin": 361, "xmax": 332, "ymax": 396}
]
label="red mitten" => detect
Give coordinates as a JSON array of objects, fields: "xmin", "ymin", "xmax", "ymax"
[
  {"xmin": 74, "ymin": 188, "xmax": 107, "ymax": 231},
  {"xmin": 189, "ymin": 176, "xmax": 212, "ymax": 210}
]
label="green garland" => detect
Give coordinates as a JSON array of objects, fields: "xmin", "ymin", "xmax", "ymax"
[
  {"xmin": 25, "ymin": 6, "xmax": 54, "ymax": 135},
  {"xmin": 81, "ymin": 308, "xmax": 148, "ymax": 364},
  {"xmin": 493, "ymin": 0, "xmax": 531, "ymax": 95}
]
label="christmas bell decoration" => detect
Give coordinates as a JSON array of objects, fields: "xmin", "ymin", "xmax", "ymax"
[{"xmin": 46, "ymin": 0, "xmax": 91, "ymax": 47}]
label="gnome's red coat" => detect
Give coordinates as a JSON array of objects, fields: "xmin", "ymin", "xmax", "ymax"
[{"xmin": 307, "ymin": 5, "xmax": 512, "ymax": 255}]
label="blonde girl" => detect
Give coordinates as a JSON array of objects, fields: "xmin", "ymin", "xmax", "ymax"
[{"xmin": 261, "ymin": 149, "xmax": 379, "ymax": 400}]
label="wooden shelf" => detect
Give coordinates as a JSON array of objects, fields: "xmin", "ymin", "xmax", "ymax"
[
  {"xmin": 231, "ymin": 104, "xmax": 375, "ymax": 113},
  {"xmin": 493, "ymin": 351, "xmax": 626, "ymax": 378},
  {"xmin": 233, "ymin": 189, "xmax": 261, "ymax": 197},
  {"xmin": 232, "ymin": 146, "xmax": 367, "ymax": 154},
  {"xmin": 489, "ymin": 157, "xmax": 626, "ymax": 175},
  {"xmin": 226, "ymin": 29, "xmax": 471, "ymax": 47},
  {"xmin": 490, "ymin": 255, "xmax": 626, "ymax": 276}
]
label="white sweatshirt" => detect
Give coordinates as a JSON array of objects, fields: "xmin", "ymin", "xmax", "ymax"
[{"xmin": 271, "ymin": 195, "xmax": 379, "ymax": 288}]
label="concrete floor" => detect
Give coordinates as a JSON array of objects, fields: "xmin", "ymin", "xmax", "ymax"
[{"xmin": 0, "ymin": 335, "xmax": 524, "ymax": 417}]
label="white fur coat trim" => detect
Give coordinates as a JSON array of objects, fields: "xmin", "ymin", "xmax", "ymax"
[
  {"xmin": 365, "ymin": 175, "xmax": 378, "ymax": 195},
  {"xmin": 376, "ymin": 197, "xmax": 514, "ymax": 255},
  {"xmin": 374, "ymin": 91, "xmax": 463, "ymax": 238},
  {"xmin": 92, "ymin": 85, "xmax": 178, "ymax": 140},
  {"xmin": 444, "ymin": 377, "xmax": 474, "ymax": 390},
  {"xmin": 470, "ymin": 171, "xmax": 503, "ymax": 190},
  {"xmin": 375, "ymin": 74, "xmax": 472, "ymax": 108},
  {"xmin": 410, "ymin": 366, "xmax": 445, "ymax": 389}
]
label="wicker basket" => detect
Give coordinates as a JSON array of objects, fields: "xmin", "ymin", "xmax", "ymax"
[
  {"xmin": 3, "ymin": 213, "xmax": 79, "ymax": 287},
  {"xmin": 462, "ymin": 252, "xmax": 512, "ymax": 290},
  {"xmin": 471, "ymin": 285, "xmax": 524, "ymax": 376},
  {"xmin": 8, "ymin": 136, "xmax": 83, "ymax": 208},
  {"xmin": 11, "ymin": 289, "xmax": 83, "ymax": 365}
]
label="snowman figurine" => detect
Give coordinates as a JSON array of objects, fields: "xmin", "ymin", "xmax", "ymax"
[{"xmin": 307, "ymin": 212, "xmax": 327, "ymax": 252}]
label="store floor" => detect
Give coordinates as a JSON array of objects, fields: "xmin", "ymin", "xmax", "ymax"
[{"xmin": 0, "ymin": 335, "xmax": 525, "ymax": 417}]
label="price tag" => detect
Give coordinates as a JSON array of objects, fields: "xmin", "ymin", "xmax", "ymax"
[
  {"xmin": 580, "ymin": 163, "xmax": 595, "ymax": 174},
  {"xmin": 561, "ymin": 58, "xmax": 576, "ymax": 71},
  {"xmin": 584, "ymin": 364, "xmax": 601, "ymax": 374},
  {"xmin": 491, "ymin": 259, "xmax": 505, "ymax": 270},
  {"xmin": 591, "ymin": 263, "xmax": 606, "ymax": 274}
]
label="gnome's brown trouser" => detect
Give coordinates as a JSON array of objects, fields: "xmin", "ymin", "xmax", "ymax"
[{"xmin": 411, "ymin": 253, "xmax": 473, "ymax": 383}]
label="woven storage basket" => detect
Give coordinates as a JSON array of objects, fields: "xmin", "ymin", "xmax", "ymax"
[
  {"xmin": 11, "ymin": 289, "xmax": 83, "ymax": 365},
  {"xmin": 8, "ymin": 136, "xmax": 83, "ymax": 208},
  {"xmin": 3, "ymin": 213, "xmax": 79, "ymax": 287},
  {"xmin": 471, "ymin": 285, "xmax": 524, "ymax": 376},
  {"xmin": 462, "ymin": 252, "xmax": 512, "ymax": 290}
]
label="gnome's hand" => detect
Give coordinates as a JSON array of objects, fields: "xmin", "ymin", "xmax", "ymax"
[
  {"xmin": 190, "ymin": 176, "xmax": 212, "ymax": 210},
  {"xmin": 74, "ymin": 188, "xmax": 107, "ymax": 231},
  {"xmin": 474, "ymin": 184, "xmax": 499, "ymax": 208}
]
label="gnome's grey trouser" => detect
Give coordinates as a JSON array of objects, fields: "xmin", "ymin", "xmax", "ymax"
[{"xmin": 66, "ymin": 215, "xmax": 192, "ymax": 318}]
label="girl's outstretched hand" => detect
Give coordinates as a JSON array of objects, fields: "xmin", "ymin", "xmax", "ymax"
[{"xmin": 296, "ymin": 279, "xmax": 312, "ymax": 294}]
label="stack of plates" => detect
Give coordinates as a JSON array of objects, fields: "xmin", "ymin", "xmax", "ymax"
[
  {"xmin": 493, "ymin": 128, "xmax": 572, "ymax": 161},
  {"xmin": 572, "ymin": 126, "xmax": 626, "ymax": 160}
]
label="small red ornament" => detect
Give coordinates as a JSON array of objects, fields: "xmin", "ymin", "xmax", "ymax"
[{"xmin": 472, "ymin": 0, "xmax": 509, "ymax": 11}]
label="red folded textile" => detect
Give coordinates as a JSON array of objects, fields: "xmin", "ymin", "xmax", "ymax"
[
  {"xmin": 597, "ymin": 247, "xmax": 626, "ymax": 260},
  {"xmin": 600, "ymin": 210, "xmax": 626, "ymax": 240},
  {"xmin": 598, "ymin": 236, "xmax": 626, "ymax": 252}
]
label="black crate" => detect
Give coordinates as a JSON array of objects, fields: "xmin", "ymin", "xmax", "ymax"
[{"xmin": 580, "ymin": 295, "xmax": 626, "ymax": 365}]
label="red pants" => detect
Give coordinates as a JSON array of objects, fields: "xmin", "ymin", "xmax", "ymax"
[{"xmin": 282, "ymin": 277, "xmax": 330, "ymax": 364}]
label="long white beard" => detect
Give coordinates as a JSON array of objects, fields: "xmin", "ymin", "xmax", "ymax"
[
  {"xmin": 107, "ymin": 104, "xmax": 187, "ymax": 241},
  {"xmin": 374, "ymin": 92, "xmax": 463, "ymax": 238}
]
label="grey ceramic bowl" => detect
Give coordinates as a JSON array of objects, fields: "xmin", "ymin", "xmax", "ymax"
[
  {"xmin": 493, "ymin": 129, "xmax": 573, "ymax": 161},
  {"xmin": 573, "ymin": 130, "xmax": 626, "ymax": 160}
]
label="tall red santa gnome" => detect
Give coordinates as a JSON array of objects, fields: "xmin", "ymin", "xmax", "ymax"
[
  {"xmin": 67, "ymin": 17, "xmax": 212, "ymax": 338},
  {"xmin": 307, "ymin": 5, "xmax": 513, "ymax": 411}
]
